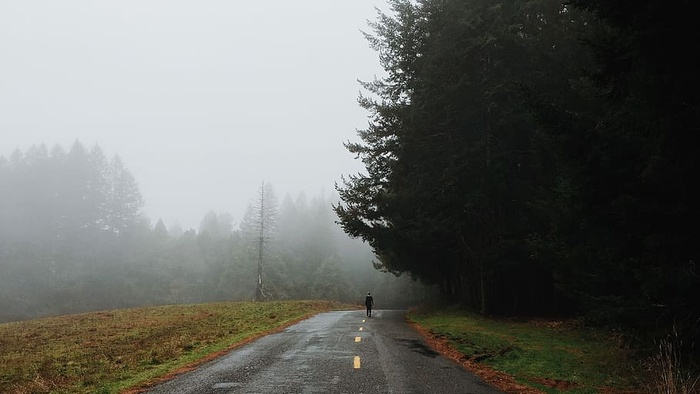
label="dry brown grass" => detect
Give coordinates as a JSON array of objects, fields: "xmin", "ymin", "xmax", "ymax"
[
  {"xmin": 644, "ymin": 331, "xmax": 699, "ymax": 394},
  {"xmin": 0, "ymin": 300, "xmax": 347, "ymax": 394}
]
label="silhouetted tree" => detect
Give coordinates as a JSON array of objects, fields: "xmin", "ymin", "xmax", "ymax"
[{"xmin": 335, "ymin": 0, "xmax": 578, "ymax": 314}]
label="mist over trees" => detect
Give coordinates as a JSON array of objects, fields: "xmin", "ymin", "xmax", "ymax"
[
  {"xmin": 0, "ymin": 141, "xmax": 431, "ymax": 322},
  {"xmin": 335, "ymin": 0, "xmax": 699, "ymax": 348}
]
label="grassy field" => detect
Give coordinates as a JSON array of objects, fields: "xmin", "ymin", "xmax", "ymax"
[
  {"xmin": 0, "ymin": 300, "xmax": 351, "ymax": 394},
  {"xmin": 407, "ymin": 305, "xmax": 643, "ymax": 394}
]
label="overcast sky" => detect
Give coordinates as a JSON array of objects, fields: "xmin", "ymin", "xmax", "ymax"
[{"xmin": 1, "ymin": 1, "xmax": 390, "ymax": 230}]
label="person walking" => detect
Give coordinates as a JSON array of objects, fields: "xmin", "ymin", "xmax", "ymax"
[{"xmin": 364, "ymin": 292, "xmax": 374, "ymax": 317}]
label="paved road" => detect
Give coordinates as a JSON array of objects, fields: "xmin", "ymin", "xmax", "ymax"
[{"xmin": 142, "ymin": 309, "xmax": 504, "ymax": 394}]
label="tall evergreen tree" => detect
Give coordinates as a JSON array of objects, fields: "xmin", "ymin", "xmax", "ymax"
[
  {"xmin": 104, "ymin": 155, "xmax": 143, "ymax": 235},
  {"xmin": 335, "ymin": 0, "xmax": 586, "ymax": 314}
]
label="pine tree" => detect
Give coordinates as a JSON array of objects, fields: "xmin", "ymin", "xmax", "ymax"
[{"xmin": 104, "ymin": 155, "xmax": 143, "ymax": 235}]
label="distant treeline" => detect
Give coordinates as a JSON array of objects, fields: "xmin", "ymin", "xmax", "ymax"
[
  {"xmin": 335, "ymin": 0, "xmax": 699, "ymax": 347},
  {"xmin": 0, "ymin": 142, "xmax": 431, "ymax": 322}
]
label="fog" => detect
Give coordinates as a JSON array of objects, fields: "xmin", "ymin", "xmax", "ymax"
[
  {"xmin": 0, "ymin": 2, "xmax": 441, "ymax": 322},
  {"xmin": 1, "ymin": 1, "xmax": 389, "ymax": 229}
]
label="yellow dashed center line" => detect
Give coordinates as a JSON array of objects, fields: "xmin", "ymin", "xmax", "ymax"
[{"xmin": 355, "ymin": 319, "xmax": 365, "ymax": 369}]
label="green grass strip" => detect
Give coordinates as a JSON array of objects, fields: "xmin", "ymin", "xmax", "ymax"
[{"xmin": 407, "ymin": 305, "xmax": 640, "ymax": 394}]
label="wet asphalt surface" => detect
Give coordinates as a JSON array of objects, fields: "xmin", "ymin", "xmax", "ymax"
[{"xmin": 142, "ymin": 309, "xmax": 504, "ymax": 394}]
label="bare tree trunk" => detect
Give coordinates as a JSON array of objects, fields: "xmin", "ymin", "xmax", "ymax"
[
  {"xmin": 480, "ymin": 101, "xmax": 493, "ymax": 315},
  {"xmin": 480, "ymin": 259, "xmax": 487, "ymax": 315},
  {"xmin": 256, "ymin": 182, "xmax": 265, "ymax": 301}
]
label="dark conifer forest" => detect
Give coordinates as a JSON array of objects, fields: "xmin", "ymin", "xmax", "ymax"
[{"xmin": 334, "ymin": 0, "xmax": 699, "ymax": 353}]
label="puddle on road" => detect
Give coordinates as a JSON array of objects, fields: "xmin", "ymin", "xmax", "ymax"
[
  {"xmin": 212, "ymin": 382, "xmax": 242, "ymax": 389},
  {"xmin": 396, "ymin": 338, "xmax": 439, "ymax": 357}
]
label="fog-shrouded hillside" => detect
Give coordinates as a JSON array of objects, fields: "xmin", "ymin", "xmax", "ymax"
[{"xmin": 0, "ymin": 142, "xmax": 435, "ymax": 322}]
